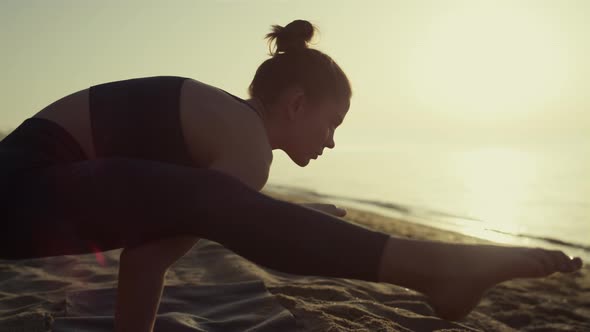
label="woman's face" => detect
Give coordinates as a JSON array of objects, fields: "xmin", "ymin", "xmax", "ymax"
[{"xmin": 284, "ymin": 96, "xmax": 349, "ymax": 167}]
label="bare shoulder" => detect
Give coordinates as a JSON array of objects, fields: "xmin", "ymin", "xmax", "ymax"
[{"xmin": 180, "ymin": 78, "xmax": 273, "ymax": 190}]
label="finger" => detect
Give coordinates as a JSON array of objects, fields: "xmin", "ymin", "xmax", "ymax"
[
  {"xmin": 326, "ymin": 204, "xmax": 346, "ymax": 216},
  {"xmin": 324, "ymin": 206, "xmax": 344, "ymax": 217},
  {"xmin": 302, "ymin": 203, "xmax": 323, "ymax": 211},
  {"xmin": 303, "ymin": 203, "xmax": 320, "ymax": 209},
  {"xmin": 335, "ymin": 207, "xmax": 347, "ymax": 217},
  {"xmin": 317, "ymin": 204, "xmax": 343, "ymax": 216},
  {"xmin": 304, "ymin": 203, "xmax": 337, "ymax": 216}
]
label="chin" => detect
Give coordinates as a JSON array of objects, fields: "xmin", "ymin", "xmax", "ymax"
[
  {"xmin": 282, "ymin": 148, "xmax": 311, "ymax": 167},
  {"xmin": 288, "ymin": 153, "xmax": 310, "ymax": 167},
  {"xmin": 293, "ymin": 157, "xmax": 310, "ymax": 167}
]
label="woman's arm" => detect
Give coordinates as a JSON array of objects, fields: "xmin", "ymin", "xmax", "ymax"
[{"xmin": 209, "ymin": 154, "xmax": 270, "ymax": 192}]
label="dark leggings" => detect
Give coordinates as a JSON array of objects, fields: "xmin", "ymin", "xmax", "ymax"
[{"xmin": 0, "ymin": 156, "xmax": 390, "ymax": 282}]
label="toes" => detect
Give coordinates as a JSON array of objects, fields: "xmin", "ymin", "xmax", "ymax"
[
  {"xmin": 530, "ymin": 249, "xmax": 583, "ymax": 274},
  {"xmin": 550, "ymin": 251, "xmax": 584, "ymax": 273},
  {"xmin": 571, "ymin": 257, "xmax": 583, "ymax": 270}
]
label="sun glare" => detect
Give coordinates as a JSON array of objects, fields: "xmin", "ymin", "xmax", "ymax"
[
  {"xmin": 449, "ymin": 146, "xmax": 538, "ymax": 244},
  {"xmin": 403, "ymin": 3, "xmax": 571, "ymax": 119}
]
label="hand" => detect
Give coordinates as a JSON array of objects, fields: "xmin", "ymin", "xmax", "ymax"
[{"xmin": 300, "ymin": 203, "xmax": 347, "ymax": 217}]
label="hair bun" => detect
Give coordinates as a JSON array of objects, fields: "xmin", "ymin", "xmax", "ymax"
[{"xmin": 265, "ymin": 19, "xmax": 317, "ymax": 56}]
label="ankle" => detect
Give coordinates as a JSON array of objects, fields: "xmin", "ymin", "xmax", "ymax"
[{"xmin": 376, "ymin": 236, "xmax": 436, "ymax": 293}]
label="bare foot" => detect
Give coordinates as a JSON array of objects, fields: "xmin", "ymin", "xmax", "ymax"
[{"xmin": 378, "ymin": 236, "xmax": 584, "ymax": 321}]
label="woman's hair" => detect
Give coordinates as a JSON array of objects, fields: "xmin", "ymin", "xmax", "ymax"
[{"xmin": 248, "ymin": 20, "xmax": 352, "ymax": 110}]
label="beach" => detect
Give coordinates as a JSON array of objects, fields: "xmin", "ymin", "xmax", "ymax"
[{"xmin": 0, "ymin": 187, "xmax": 588, "ymax": 331}]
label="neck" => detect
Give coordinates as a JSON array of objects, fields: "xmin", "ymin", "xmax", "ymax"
[
  {"xmin": 244, "ymin": 97, "xmax": 283, "ymax": 150},
  {"xmin": 245, "ymin": 97, "xmax": 265, "ymax": 120}
]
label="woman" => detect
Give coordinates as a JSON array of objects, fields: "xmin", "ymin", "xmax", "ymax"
[{"xmin": 0, "ymin": 19, "xmax": 583, "ymax": 331}]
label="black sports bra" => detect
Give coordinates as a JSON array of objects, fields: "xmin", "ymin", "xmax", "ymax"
[{"xmin": 89, "ymin": 75, "xmax": 256, "ymax": 168}]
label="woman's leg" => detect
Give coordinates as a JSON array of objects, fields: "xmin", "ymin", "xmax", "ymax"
[
  {"xmin": 2, "ymin": 157, "xmax": 389, "ymax": 331},
  {"xmin": 5, "ymin": 157, "xmax": 390, "ymax": 282}
]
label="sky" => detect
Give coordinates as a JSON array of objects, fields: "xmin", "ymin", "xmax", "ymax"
[{"xmin": 2, "ymin": 0, "xmax": 589, "ymax": 150}]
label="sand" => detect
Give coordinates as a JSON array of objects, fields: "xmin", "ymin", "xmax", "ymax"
[{"xmin": 0, "ymin": 188, "xmax": 588, "ymax": 331}]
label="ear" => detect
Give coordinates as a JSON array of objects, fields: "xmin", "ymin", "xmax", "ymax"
[{"xmin": 284, "ymin": 85, "xmax": 306, "ymax": 121}]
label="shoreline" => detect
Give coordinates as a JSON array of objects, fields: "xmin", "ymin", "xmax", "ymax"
[{"xmin": 264, "ymin": 183, "xmax": 590, "ymax": 263}]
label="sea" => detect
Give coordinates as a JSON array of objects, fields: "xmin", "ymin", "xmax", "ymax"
[{"xmin": 266, "ymin": 141, "xmax": 590, "ymax": 263}]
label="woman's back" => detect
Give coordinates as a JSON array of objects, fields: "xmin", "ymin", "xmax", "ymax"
[{"xmin": 30, "ymin": 76, "xmax": 272, "ymax": 172}]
